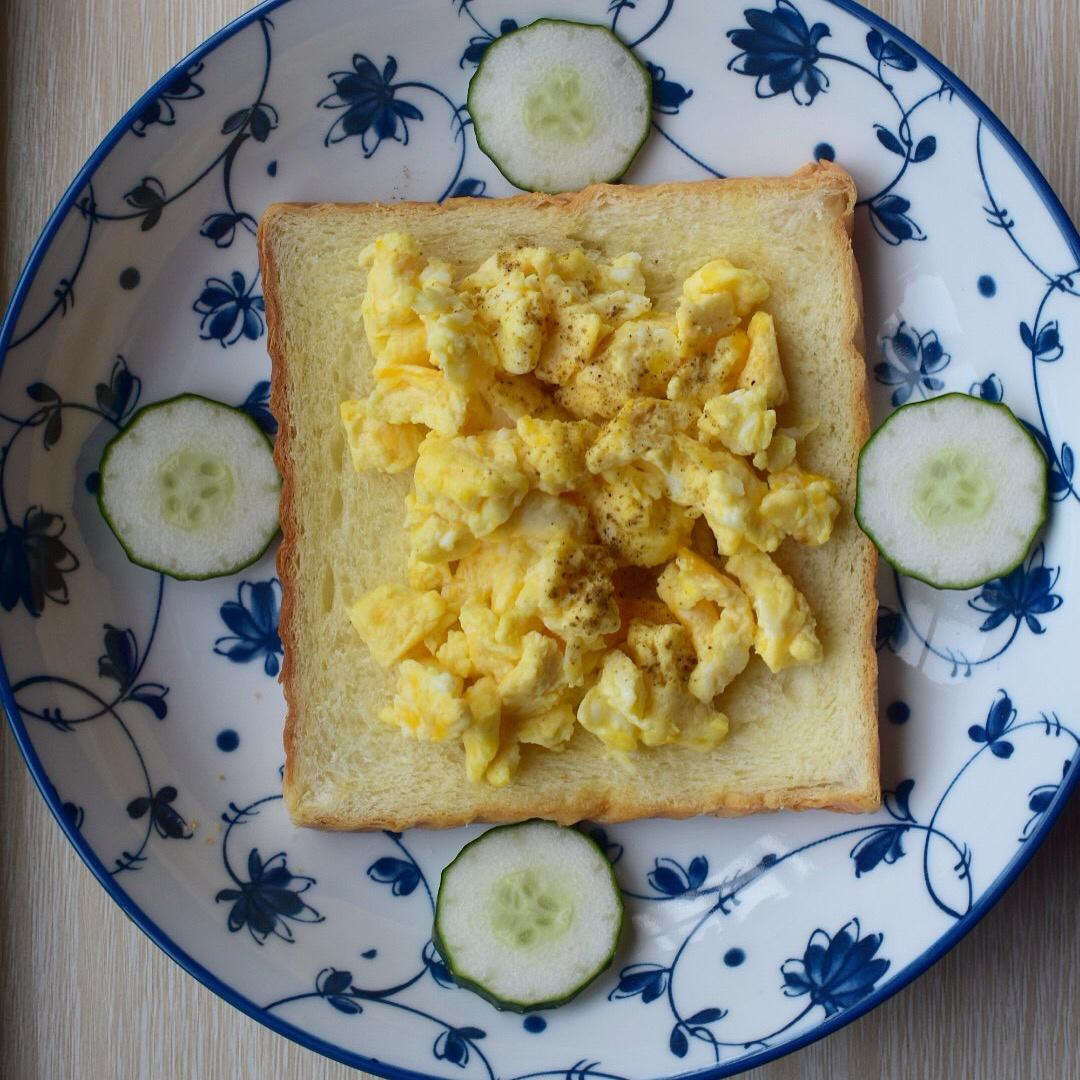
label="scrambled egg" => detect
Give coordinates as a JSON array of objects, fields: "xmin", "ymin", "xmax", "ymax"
[
  {"xmin": 556, "ymin": 317, "xmax": 681, "ymax": 420},
  {"xmin": 586, "ymin": 465, "xmax": 696, "ymax": 567},
  {"xmin": 666, "ymin": 328, "xmax": 749, "ymax": 407},
  {"xmin": 380, "ymin": 659, "xmax": 472, "ymax": 742},
  {"xmin": 738, "ymin": 311, "xmax": 788, "ymax": 406},
  {"xmin": 726, "ymin": 550, "xmax": 822, "ymax": 670},
  {"xmin": 516, "ymin": 417, "xmax": 597, "ymax": 494},
  {"xmin": 340, "ymin": 398, "xmax": 424, "ymax": 474},
  {"xmin": 760, "ymin": 465, "xmax": 841, "ymax": 545},
  {"xmin": 348, "ymin": 583, "xmax": 452, "ymax": 666},
  {"xmin": 657, "ymin": 549, "xmax": 754, "ymax": 703},
  {"xmin": 410, "ymin": 430, "xmax": 529, "ymax": 560},
  {"xmin": 462, "ymin": 253, "xmax": 547, "ymax": 375},
  {"xmin": 340, "ymin": 233, "xmax": 841, "ymax": 785},
  {"xmin": 698, "ymin": 386, "xmax": 776, "ymax": 456},
  {"xmin": 676, "ymin": 259, "xmax": 769, "ymax": 359},
  {"xmin": 577, "ymin": 621, "xmax": 729, "ymax": 752}
]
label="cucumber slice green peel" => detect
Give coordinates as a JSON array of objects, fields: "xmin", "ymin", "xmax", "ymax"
[
  {"xmin": 467, "ymin": 19, "xmax": 652, "ymax": 194},
  {"xmin": 433, "ymin": 820, "xmax": 624, "ymax": 1012},
  {"xmin": 98, "ymin": 393, "xmax": 280, "ymax": 581},
  {"xmin": 855, "ymin": 393, "xmax": 1047, "ymax": 590}
]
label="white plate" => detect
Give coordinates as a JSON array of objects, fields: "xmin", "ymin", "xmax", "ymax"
[{"xmin": 3, "ymin": 2, "xmax": 1078, "ymax": 1077}]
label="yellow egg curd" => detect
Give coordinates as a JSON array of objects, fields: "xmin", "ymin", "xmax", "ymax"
[{"xmin": 340, "ymin": 233, "xmax": 841, "ymax": 785}]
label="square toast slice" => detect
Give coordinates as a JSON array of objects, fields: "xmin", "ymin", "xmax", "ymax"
[{"xmin": 258, "ymin": 164, "xmax": 880, "ymax": 829}]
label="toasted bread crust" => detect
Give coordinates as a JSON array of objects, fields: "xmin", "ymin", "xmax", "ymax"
[
  {"xmin": 257, "ymin": 211, "xmax": 300, "ymax": 808},
  {"xmin": 258, "ymin": 164, "xmax": 880, "ymax": 829},
  {"xmin": 283, "ymin": 784, "xmax": 880, "ymax": 832}
]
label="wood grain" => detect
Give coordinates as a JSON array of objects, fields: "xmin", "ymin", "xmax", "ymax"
[{"xmin": 1, "ymin": 1, "xmax": 1078, "ymax": 1077}]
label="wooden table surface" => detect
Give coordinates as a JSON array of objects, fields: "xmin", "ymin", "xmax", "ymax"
[{"xmin": 2, "ymin": 1, "xmax": 1078, "ymax": 1077}]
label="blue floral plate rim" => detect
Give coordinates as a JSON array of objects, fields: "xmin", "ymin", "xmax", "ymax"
[{"xmin": 2, "ymin": 1, "xmax": 1079, "ymax": 1077}]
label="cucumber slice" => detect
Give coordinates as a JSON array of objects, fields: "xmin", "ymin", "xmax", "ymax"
[
  {"xmin": 856, "ymin": 393, "xmax": 1046, "ymax": 589},
  {"xmin": 467, "ymin": 19, "xmax": 651, "ymax": 193},
  {"xmin": 433, "ymin": 820, "xmax": 623, "ymax": 1011},
  {"xmin": 99, "ymin": 394, "xmax": 280, "ymax": 580}
]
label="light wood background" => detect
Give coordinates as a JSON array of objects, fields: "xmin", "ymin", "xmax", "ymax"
[{"xmin": 2, "ymin": 1, "xmax": 1078, "ymax": 1077}]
